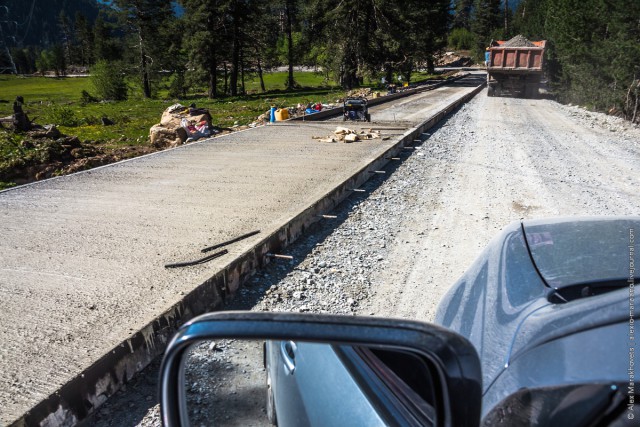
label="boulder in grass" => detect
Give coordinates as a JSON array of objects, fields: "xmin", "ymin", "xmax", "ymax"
[
  {"xmin": 152, "ymin": 104, "xmax": 213, "ymax": 146},
  {"xmin": 149, "ymin": 125, "xmax": 183, "ymax": 148}
]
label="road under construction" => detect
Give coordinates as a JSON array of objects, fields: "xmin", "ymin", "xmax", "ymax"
[{"xmin": 0, "ymin": 73, "xmax": 486, "ymax": 426}]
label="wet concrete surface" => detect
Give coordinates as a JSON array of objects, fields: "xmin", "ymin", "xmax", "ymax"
[{"xmin": 0, "ymin": 77, "xmax": 483, "ymax": 426}]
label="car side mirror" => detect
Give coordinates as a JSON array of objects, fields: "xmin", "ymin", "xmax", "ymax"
[{"xmin": 160, "ymin": 311, "xmax": 482, "ymax": 427}]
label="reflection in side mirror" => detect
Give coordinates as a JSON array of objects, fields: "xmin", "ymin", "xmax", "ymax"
[
  {"xmin": 161, "ymin": 312, "xmax": 482, "ymax": 427},
  {"xmin": 183, "ymin": 339, "xmax": 267, "ymax": 426},
  {"xmin": 182, "ymin": 339, "xmax": 441, "ymax": 427}
]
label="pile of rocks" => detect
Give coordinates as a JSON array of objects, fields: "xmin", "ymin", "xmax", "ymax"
[
  {"xmin": 149, "ymin": 104, "xmax": 214, "ymax": 148},
  {"xmin": 503, "ymin": 34, "xmax": 536, "ymax": 47},
  {"xmin": 436, "ymin": 52, "xmax": 474, "ymax": 67},
  {"xmin": 312, "ymin": 126, "xmax": 383, "ymax": 143},
  {"xmin": 346, "ymin": 87, "xmax": 375, "ymax": 98}
]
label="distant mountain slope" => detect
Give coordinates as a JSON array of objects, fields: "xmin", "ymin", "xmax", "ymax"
[{"xmin": 2, "ymin": 0, "xmax": 100, "ymax": 48}]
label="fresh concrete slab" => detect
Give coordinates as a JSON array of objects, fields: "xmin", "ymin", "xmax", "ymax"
[{"xmin": 0, "ymin": 79, "xmax": 482, "ymax": 426}]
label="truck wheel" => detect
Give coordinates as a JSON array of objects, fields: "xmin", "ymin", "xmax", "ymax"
[{"xmin": 526, "ymin": 85, "xmax": 539, "ymax": 99}]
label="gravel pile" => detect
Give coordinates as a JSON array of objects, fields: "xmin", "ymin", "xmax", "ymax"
[
  {"xmin": 557, "ymin": 102, "xmax": 640, "ymax": 138},
  {"xmin": 502, "ymin": 34, "xmax": 536, "ymax": 47}
]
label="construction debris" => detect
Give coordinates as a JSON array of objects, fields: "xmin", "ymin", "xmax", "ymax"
[
  {"xmin": 346, "ymin": 87, "xmax": 375, "ymax": 98},
  {"xmin": 344, "ymin": 133, "xmax": 359, "ymax": 143},
  {"xmin": 435, "ymin": 52, "xmax": 473, "ymax": 67},
  {"xmin": 313, "ymin": 126, "xmax": 382, "ymax": 143},
  {"xmin": 149, "ymin": 103, "xmax": 216, "ymax": 148},
  {"xmin": 334, "ymin": 126, "xmax": 353, "ymax": 135},
  {"xmin": 248, "ymin": 102, "xmax": 339, "ymax": 127}
]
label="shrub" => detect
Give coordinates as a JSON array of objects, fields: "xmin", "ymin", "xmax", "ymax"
[
  {"xmin": 448, "ymin": 28, "xmax": 475, "ymax": 50},
  {"xmin": 91, "ymin": 60, "xmax": 128, "ymax": 101},
  {"xmin": 80, "ymin": 90, "xmax": 98, "ymax": 105},
  {"xmin": 168, "ymin": 71, "xmax": 188, "ymax": 99},
  {"xmin": 46, "ymin": 104, "xmax": 78, "ymax": 127}
]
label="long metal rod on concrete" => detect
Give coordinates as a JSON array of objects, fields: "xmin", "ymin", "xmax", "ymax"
[
  {"xmin": 164, "ymin": 249, "xmax": 228, "ymax": 268},
  {"xmin": 201, "ymin": 230, "xmax": 261, "ymax": 253}
]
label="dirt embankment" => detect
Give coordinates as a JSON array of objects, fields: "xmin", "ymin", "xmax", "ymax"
[{"xmin": 0, "ymin": 126, "xmax": 156, "ymax": 187}]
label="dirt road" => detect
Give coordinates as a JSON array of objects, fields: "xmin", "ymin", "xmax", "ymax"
[
  {"xmin": 363, "ymin": 94, "xmax": 640, "ymax": 321},
  {"xmin": 89, "ymin": 91, "xmax": 640, "ymax": 426}
]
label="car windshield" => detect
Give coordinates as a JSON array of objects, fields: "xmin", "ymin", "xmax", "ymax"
[{"xmin": 524, "ymin": 218, "xmax": 639, "ymax": 290}]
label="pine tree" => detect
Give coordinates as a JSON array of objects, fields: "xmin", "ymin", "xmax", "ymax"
[
  {"xmin": 472, "ymin": 0, "xmax": 502, "ymax": 54},
  {"xmin": 512, "ymin": 0, "xmax": 548, "ymax": 39},
  {"xmin": 74, "ymin": 12, "xmax": 94, "ymax": 66},
  {"xmin": 58, "ymin": 11, "xmax": 73, "ymax": 66},
  {"xmin": 545, "ymin": 0, "xmax": 640, "ymax": 118},
  {"xmin": 284, "ymin": 0, "xmax": 297, "ymax": 89},
  {"xmin": 112, "ymin": 0, "xmax": 174, "ymax": 98},
  {"xmin": 93, "ymin": 15, "xmax": 121, "ymax": 62},
  {"xmin": 51, "ymin": 44, "xmax": 66, "ymax": 76},
  {"xmin": 453, "ymin": 0, "xmax": 473, "ymax": 30},
  {"xmin": 181, "ymin": 0, "xmax": 226, "ymax": 98}
]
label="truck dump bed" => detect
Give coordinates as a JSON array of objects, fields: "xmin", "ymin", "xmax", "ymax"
[
  {"xmin": 487, "ymin": 37, "xmax": 546, "ymax": 98},
  {"xmin": 488, "ymin": 40, "xmax": 546, "ymax": 72}
]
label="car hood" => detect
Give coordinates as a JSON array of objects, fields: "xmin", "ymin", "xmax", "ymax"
[
  {"xmin": 523, "ymin": 216, "xmax": 640, "ymax": 291},
  {"xmin": 436, "ymin": 216, "xmax": 640, "ymax": 395}
]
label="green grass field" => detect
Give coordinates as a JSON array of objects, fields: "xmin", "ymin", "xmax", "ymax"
[
  {"xmin": 0, "ymin": 69, "xmax": 441, "ymax": 144},
  {"xmin": 0, "ymin": 71, "xmax": 345, "ymax": 145}
]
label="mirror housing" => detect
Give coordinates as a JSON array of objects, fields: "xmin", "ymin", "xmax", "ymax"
[{"xmin": 160, "ymin": 311, "xmax": 481, "ymax": 427}]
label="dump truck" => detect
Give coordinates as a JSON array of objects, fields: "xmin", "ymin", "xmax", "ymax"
[{"xmin": 487, "ymin": 36, "xmax": 546, "ymax": 98}]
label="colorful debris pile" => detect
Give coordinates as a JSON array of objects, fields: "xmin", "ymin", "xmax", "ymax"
[
  {"xmin": 248, "ymin": 102, "xmax": 338, "ymax": 127},
  {"xmin": 149, "ymin": 103, "xmax": 216, "ymax": 148}
]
